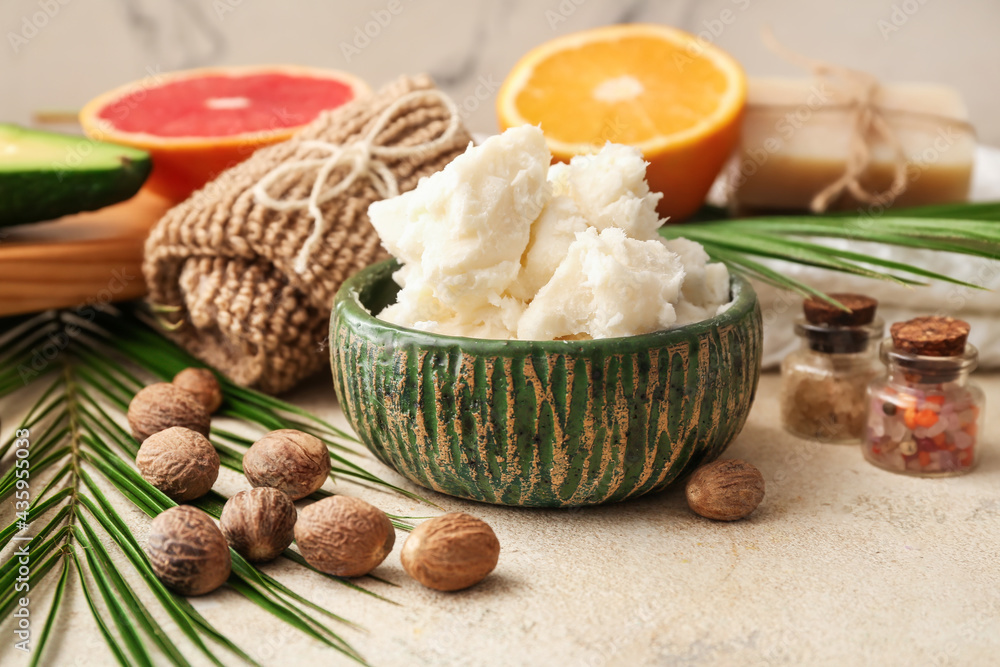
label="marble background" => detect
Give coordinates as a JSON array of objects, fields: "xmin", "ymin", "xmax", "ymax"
[{"xmin": 2, "ymin": 0, "xmax": 1000, "ymax": 143}]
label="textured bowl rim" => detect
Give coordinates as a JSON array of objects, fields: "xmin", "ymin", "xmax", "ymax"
[{"xmin": 333, "ymin": 258, "xmax": 759, "ymax": 354}]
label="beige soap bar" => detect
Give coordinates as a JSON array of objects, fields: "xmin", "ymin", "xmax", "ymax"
[{"xmin": 732, "ymin": 77, "xmax": 975, "ymax": 212}]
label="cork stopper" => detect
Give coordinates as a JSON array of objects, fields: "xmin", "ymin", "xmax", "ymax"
[
  {"xmin": 890, "ymin": 316, "xmax": 971, "ymax": 357},
  {"xmin": 803, "ymin": 294, "xmax": 878, "ymax": 327}
]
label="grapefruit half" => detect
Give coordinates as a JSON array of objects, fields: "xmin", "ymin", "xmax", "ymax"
[{"xmin": 80, "ymin": 65, "xmax": 370, "ymax": 201}]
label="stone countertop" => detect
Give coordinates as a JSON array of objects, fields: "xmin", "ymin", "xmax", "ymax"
[{"xmin": 3, "ymin": 371, "xmax": 998, "ymax": 666}]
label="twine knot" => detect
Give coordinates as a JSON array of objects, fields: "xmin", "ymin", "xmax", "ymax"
[
  {"xmin": 761, "ymin": 27, "xmax": 944, "ymax": 212},
  {"xmin": 253, "ymin": 89, "xmax": 462, "ymax": 273}
]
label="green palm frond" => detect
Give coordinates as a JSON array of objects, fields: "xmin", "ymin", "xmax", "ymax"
[
  {"xmin": 0, "ymin": 307, "xmax": 426, "ymax": 666},
  {"xmin": 661, "ymin": 201, "xmax": 1000, "ymax": 310}
]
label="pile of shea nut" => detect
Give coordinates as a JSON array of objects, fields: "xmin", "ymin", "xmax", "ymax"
[
  {"xmin": 369, "ymin": 125, "xmax": 733, "ymax": 340},
  {"xmin": 128, "ymin": 371, "xmax": 500, "ymax": 596}
]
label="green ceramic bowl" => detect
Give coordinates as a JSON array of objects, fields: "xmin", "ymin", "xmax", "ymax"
[{"xmin": 330, "ymin": 259, "xmax": 762, "ymax": 508}]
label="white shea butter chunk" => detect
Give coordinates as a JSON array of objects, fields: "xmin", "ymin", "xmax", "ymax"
[
  {"xmin": 369, "ymin": 125, "xmax": 732, "ymax": 340},
  {"xmin": 518, "ymin": 228, "xmax": 684, "ymax": 340},
  {"xmin": 506, "ymin": 194, "xmax": 588, "ymax": 302},
  {"xmin": 551, "ymin": 143, "xmax": 664, "ymax": 240},
  {"xmin": 369, "ymin": 125, "xmax": 550, "ymax": 327},
  {"xmin": 661, "ymin": 237, "xmax": 732, "ymax": 322}
]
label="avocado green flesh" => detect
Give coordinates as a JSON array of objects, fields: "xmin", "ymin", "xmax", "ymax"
[{"xmin": 0, "ymin": 124, "xmax": 152, "ymax": 227}]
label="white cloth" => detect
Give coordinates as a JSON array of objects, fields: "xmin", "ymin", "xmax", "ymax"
[{"xmin": 756, "ymin": 145, "xmax": 1000, "ymax": 368}]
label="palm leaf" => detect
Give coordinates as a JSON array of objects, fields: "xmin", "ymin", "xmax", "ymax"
[
  {"xmin": 0, "ymin": 307, "xmax": 428, "ymax": 666},
  {"xmin": 661, "ymin": 201, "xmax": 1000, "ymax": 308}
]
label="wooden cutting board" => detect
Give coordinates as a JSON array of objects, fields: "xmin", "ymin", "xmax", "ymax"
[{"xmin": 0, "ymin": 190, "xmax": 173, "ymax": 317}]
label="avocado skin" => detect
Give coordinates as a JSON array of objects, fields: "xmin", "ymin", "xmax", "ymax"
[{"xmin": 0, "ymin": 153, "xmax": 152, "ymax": 227}]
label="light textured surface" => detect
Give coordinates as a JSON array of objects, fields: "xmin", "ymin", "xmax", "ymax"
[{"xmin": 2, "ymin": 372, "xmax": 998, "ymax": 666}]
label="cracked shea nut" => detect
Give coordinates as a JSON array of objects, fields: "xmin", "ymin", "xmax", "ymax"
[
  {"xmin": 147, "ymin": 506, "xmax": 231, "ymax": 596},
  {"xmin": 128, "ymin": 382, "xmax": 211, "ymax": 442},
  {"xmin": 136, "ymin": 427, "xmax": 220, "ymax": 501},
  {"xmin": 294, "ymin": 496, "xmax": 394, "ymax": 577},
  {"xmin": 401, "ymin": 513, "xmax": 500, "ymax": 591},
  {"xmin": 220, "ymin": 487, "xmax": 297, "ymax": 563},
  {"xmin": 685, "ymin": 459, "xmax": 765, "ymax": 521},
  {"xmin": 173, "ymin": 368, "xmax": 223, "ymax": 414},
  {"xmin": 242, "ymin": 429, "xmax": 331, "ymax": 501}
]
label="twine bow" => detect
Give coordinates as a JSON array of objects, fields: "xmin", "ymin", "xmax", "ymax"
[
  {"xmin": 761, "ymin": 27, "xmax": 974, "ymax": 213},
  {"xmin": 761, "ymin": 28, "xmax": 913, "ymax": 212},
  {"xmin": 253, "ymin": 89, "xmax": 462, "ymax": 273}
]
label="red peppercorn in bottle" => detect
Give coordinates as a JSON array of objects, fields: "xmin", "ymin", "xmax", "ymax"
[{"xmin": 864, "ymin": 316, "xmax": 985, "ymax": 476}]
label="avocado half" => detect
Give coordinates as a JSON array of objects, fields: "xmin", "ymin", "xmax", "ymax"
[{"xmin": 0, "ymin": 123, "xmax": 152, "ymax": 227}]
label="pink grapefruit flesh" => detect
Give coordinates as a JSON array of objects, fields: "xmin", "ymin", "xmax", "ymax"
[{"xmin": 80, "ymin": 66, "xmax": 370, "ymax": 201}]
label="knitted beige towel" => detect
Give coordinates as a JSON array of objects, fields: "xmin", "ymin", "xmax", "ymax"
[{"xmin": 144, "ymin": 75, "xmax": 471, "ymax": 394}]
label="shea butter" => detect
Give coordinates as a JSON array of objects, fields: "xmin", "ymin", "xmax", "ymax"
[
  {"xmin": 518, "ymin": 227, "xmax": 685, "ymax": 340},
  {"xmin": 367, "ymin": 125, "xmax": 731, "ymax": 340}
]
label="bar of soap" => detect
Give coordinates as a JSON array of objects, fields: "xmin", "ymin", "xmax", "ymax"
[{"xmin": 732, "ymin": 77, "xmax": 975, "ymax": 212}]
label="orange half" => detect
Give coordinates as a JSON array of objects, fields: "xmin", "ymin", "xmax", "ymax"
[{"xmin": 498, "ymin": 24, "xmax": 746, "ymax": 220}]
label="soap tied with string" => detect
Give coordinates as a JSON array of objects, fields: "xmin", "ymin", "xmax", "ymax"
[
  {"xmin": 728, "ymin": 76, "xmax": 976, "ymax": 214},
  {"xmin": 143, "ymin": 75, "xmax": 472, "ymax": 394}
]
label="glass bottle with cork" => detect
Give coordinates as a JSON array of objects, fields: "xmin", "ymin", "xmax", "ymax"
[
  {"xmin": 864, "ymin": 316, "xmax": 984, "ymax": 476},
  {"xmin": 780, "ymin": 293, "xmax": 885, "ymax": 443}
]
